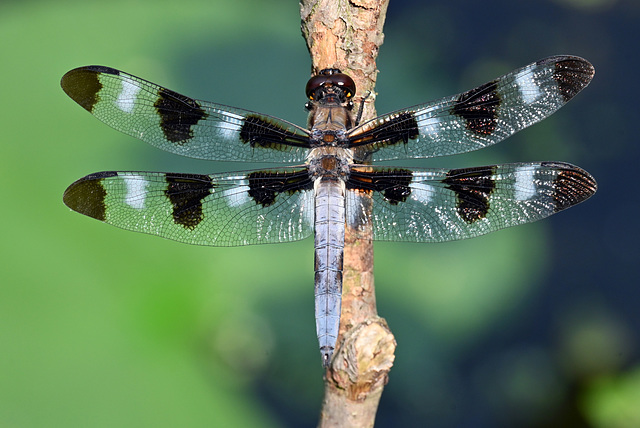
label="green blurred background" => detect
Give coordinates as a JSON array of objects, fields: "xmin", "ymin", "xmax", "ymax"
[{"xmin": 1, "ymin": 0, "xmax": 637, "ymax": 426}]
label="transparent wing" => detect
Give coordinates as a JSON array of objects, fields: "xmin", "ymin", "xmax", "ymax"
[
  {"xmin": 346, "ymin": 162, "xmax": 596, "ymax": 242},
  {"xmin": 63, "ymin": 167, "xmax": 315, "ymax": 246},
  {"xmin": 348, "ymin": 56, "xmax": 594, "ymax": 161},
  {"xmin": 61, "ymin": 66, "xmax": 311, "ymax": 163}
]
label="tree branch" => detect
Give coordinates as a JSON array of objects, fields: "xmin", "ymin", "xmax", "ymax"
[{"xmin": 299, "ymin": 1, "xmax": 395, "ymax": 426}]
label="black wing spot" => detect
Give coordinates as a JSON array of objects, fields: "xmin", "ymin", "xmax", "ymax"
[
  {"xmin": 61, "ymin": 67, "xmax": 115, "ymax": 113},
  {"xmin": 239, "ymin": 115, "xmax": 309, "ymax": 151},
  {"xmin": 347, "ymin": 168, "xmax": 413, "ymax": 205},
  {"xmin": 443, "ymin": 166, "xmax": 497, "ymax": 223},
  {"xmin": 154, "ymin": 88, "xmax": 208, "ymax": 144},
  {"xmin": 348, "ymin": 112, "xmax": 419, "ymax": 150},
  {"xmin": 548, "ymin": 58, "xmax": 595, "ymax": 102},
  {"xmin": 164, "ymin": 173, "xmax": 214, "ymax": 229},
  {"xmin": 247, "ymin": 169, "xmax": 313, "ymax": 208},
  {"xmin": 63, "ymin": 171, "xmax": 118, "ymax": 221},
  {"xmin": 451, "ymin": 81, "xmax": 500, "ymax": 135},
  {"xmin": 540, "ymin": 162, "xmax": 597, "ymax": 212}
]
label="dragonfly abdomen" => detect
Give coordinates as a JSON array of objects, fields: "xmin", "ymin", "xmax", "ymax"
[{"xmin": 313, "ymin": 178, "xmax": 346, "ymax": 366}]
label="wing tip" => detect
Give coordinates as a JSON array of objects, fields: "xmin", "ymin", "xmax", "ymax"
[
  {"xmin": 63, "ymin": 171, "xmax": 117, "ymax": 221},
  {"xmin": 537, "ymin": 55, "xmax": 595, "ymax": 102},
  {"xmin": 61, "ymin": 66, "xmax": 120, "ymax": 112},
  {"xmin": 540, "ymin": 161, "xmax": 597, "ymax": 211}
]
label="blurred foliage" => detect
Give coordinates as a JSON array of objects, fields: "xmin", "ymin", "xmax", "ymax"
[
  {"xmin": 584, "ymin": 368, "xmax": 640, "ymax": 428},
  {"xmin": 0, "ymin": 0, "xmax": 638, "ymax": 427}
]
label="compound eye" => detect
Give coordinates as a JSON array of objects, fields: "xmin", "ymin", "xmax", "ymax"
[
  {"xmin": 305, "ymin": 70, "xmax": 357, "ymax": 99},
  {"xmin": 329, "ymin": 73, "xmax": 356, "ymax": 98},
  {"xmin": 305, "ymin": 75, "xmax": 328, "ymax": 99}
]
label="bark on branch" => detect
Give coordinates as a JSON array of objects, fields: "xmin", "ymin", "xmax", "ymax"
[{"xmin": 299, "ymin": 1, "xmax": 395, "ymax": 426}]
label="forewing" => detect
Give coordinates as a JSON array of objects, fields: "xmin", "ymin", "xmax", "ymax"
[
  {"xmin": 63, "ymin": 167, "xmax": 315, "ymax": 246},
  {"xmin": 347, "ymin": 56, "xmax": 594, "ymax": 161},
  {"xmin": 61, "ymin": 66, "xmax": 311, "ymax": 163},
  {"xmin": 346, "ymin": 162, "xmax": 596, "ymax": 242}
]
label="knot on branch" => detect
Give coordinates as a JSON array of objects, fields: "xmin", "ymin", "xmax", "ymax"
[{"xmin": 328, "ymin": 318, "xmax": 396, "ymax": 401}]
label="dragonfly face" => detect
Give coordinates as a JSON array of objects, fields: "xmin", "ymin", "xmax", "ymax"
[{"xmin": 62, "ymin": 56, "xmax": 597, "ymax": 366}]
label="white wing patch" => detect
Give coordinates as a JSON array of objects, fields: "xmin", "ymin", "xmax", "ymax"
[
  {"xmin": 214, "ymin": 109, "xmax": 244, "ymax": 140},
  {"xmin": 223, "ymin": 177, "xmax": 251, "ymax": 207},
  {"xmin": 410, "ymin": 182, "xmax": 435, "ymax": 205},
  {"xmin": 121, "ymin": 174, "xmax": 148, "ymax": 209},
  {"xmin": 410, "ymin": 172, "xmax": 436, "ymax": 205},
  {"xmin": 116, "ymin": 76, "xmax": 141, "ymax": 113},
  {"xmin": 414, "ymin": 106, "xmax": 441, "ymax": 137},
  {"xmin": 514, "ymin": 165, "xmax": 538, "ymax": 201},
  {"xmin": 514, "ymin": 66, "xmax": 542, "ymax": 105}
]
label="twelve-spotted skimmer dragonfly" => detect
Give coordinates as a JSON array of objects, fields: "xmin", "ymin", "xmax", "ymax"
[{"xmin": 62, "ymin": 55, "xmax": 596, "ymax": 367}]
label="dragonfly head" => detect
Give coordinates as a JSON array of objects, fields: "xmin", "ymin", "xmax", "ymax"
[{"xmin": 305, "ymin": 69, "xmax": 356, "ymax": 107}]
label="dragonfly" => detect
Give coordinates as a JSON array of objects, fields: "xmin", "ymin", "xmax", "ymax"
[{"xmin": 62, "ymin": 55, "xmax": 597, "ymax": 367}]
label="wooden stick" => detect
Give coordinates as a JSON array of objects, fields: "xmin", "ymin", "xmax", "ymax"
[{"xmin": 300, "ymin": 1, "xmax": 396, "ymax": 426}]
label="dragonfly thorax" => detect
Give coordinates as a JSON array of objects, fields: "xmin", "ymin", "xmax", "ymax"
[{"xmin": 307, "ymin": 147, "xmax": 353, "ymax": 181}]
